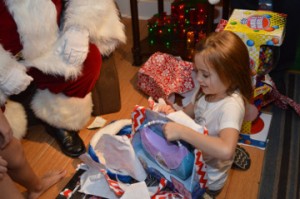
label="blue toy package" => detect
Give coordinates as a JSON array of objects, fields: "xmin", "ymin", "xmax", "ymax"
[
  {"xmin": 131, "ymin": 108, "xmax": 208, "ymax": 199},
  {"xmin": 140, "ymin": 125, "xmax": 195, "ymax": 180}
]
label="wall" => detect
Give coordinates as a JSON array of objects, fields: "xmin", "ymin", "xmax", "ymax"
[
  {"xmin": 115, "ymin": 0, "xmax": 223, "ymax": 23},
  {"xmin": 115, "ymin": 0, "xmax": 172, "ymax": 19}
]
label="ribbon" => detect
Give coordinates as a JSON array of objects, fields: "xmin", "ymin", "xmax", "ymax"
[{"xmin": 266, "ymin": 82, "xmax": 300, "ymax": 116}]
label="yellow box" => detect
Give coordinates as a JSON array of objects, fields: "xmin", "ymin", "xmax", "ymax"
[{"xmin": 224, "ymin": 9, "xmax": 287, "ymax": 73}]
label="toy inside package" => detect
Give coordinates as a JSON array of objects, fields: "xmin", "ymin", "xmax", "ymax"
[
  {"xmin": 224, "ymin": 9, "xmax": 287, "ymax": 76},
  {"xmin": 131, "ymin": 106, "xmax": 208, "ymax": 199}
]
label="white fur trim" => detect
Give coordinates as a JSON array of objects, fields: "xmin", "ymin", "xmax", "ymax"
[
  {"xmin": 4, "ymin": 100, "xmax": 27, "ymax": 139},
  {"xmin": 31, "ymin": 89, "xmax": 93, "ymax": 130},
  {"xmin": 3, "ymin": 0, "xmax": 125, "ymax": 78},
  {"xmin": 5, "ymin": 0, "xmax": 83, "ymax": 79},
  {"xmin": 64, "ymin": 0, "xmax": 126, "ymax": 56},
  {"xmin": 90, "ymin": 119, "xmax": 132, "ymax": 149},
  {"xmin": 22, "ymin": 46, "xmax": 84, "ymax": 80},
  {"xmin": 0, "ymin": 44, "xmax": 29, "ymax": 104},
  {"xmin": 5, "ymin": 0, "xmax": 58, "ymax": 60}
]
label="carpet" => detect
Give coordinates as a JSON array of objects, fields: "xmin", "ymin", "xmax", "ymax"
[{"xmin": 258, "ymin": 72, "xmax": 300, "ymax": 199}]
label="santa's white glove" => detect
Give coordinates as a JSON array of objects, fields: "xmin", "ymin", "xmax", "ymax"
[
  {"xmin": 0, "ymin": 67, "xmax": 33, "ymax": 96},
  {"xmin": 56, "ymin": 26, "xmax": 89, "ymax": 66}
]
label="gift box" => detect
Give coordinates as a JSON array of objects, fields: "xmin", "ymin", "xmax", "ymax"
[
  {"xmin": 239, "ymin": 112, "xmax": 272, "ymax": 149},
  {"xmin": 137, "ymin": 52, "xmax": 195, "ymax": 101},
  {"xmin": 131, "ymin": 106, "xmax": 208, "ymax": 199},
  {"xmin": 224, "ymin": 9, "xmax": 287, "ymax": 76}
]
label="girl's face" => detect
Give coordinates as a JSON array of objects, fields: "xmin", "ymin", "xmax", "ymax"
[{"xmin": 195, "ymin": 56, "xmax": 228, "ymax": 100}]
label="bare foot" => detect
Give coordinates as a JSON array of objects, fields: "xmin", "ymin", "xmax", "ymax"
[{"xmin": 27, "ymin": 170, "xmax": 66, "ymax": 199}]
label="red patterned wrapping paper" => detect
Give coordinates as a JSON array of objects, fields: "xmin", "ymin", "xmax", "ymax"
[{"xmin": 137, "ymin": 52, "xmax": 195, "ymax": 101}]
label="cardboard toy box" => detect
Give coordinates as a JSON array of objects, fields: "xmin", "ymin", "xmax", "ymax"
[
  {"xmin": 224, "ymin": 9, "xmax": 287, "ymax": 75},
  {"xmin": 224, "ymin": 9, "xmax": 284, "ymax": 149},
  {"xmin": 131, "ymin": 107, "xmax": 208, "ymax": 199}
]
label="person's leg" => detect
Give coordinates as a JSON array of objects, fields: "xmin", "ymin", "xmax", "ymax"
[
  {"xmin": 0, "ymin": 173, "xmax": 24, "ymax": 199},
  {"xmin": 0, "ymin": 137, "xmax": 66, "ymax": 199},
  {"xmin": 27, "ymin": 44, "xmax": 102, "ymax": 158}
]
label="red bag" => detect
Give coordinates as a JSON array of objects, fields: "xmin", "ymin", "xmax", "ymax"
[{"xmin": 137, "ymin": 52, "xmax": 195, "ymax": 101}]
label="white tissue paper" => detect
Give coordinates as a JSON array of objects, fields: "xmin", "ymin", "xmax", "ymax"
[{"xmin": 95, "ymin": 134, "xmax": 147, "ymax": 182}]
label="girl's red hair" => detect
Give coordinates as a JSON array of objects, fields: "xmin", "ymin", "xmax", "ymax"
[{"xmin": 194, "ymin": 30, "xmax": 253, "ymax": 101}]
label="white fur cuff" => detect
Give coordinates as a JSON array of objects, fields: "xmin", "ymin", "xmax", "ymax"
[{"xmin": 31, "ymin": 89, "xmax": 93, "ymax": 130}]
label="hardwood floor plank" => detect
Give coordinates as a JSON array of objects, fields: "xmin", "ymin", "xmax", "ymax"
[{"xmin": 218, "ymin": 146, "xmax": 264, "ymax": 199}]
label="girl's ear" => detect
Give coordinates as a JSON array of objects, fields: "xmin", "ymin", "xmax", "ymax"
[{"xmin": 244, "ymin": 103, "xmax": 259, "ymax": 122}]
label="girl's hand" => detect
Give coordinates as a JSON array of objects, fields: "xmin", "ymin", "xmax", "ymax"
[
  {"xmin": 155, "ymin": 105, "xmax": 175, "ymax": 115},
  {"xmin": 0, "ymin": 156, "xmax": 8, "ymax": 180},
  {"xmin": 163, "ymin": 122, "xmax": 185, "ymax": 141}
]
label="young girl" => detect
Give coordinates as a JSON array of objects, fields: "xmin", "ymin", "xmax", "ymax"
[{"xmin": 157, "ymin": 30, "xmax": 253, "ymax": 198}]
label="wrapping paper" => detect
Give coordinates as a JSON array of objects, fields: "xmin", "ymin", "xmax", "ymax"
[{"xmin": 137, "ymin": 52, "xmax": 195, "ymax": 101}]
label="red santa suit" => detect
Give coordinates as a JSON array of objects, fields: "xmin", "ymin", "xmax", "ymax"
[{"xmin": 0, "ymin": 0, "xmax": 125, "ymax": 156}]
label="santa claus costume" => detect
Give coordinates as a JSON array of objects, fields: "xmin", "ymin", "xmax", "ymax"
[{"xmin": 0, "ymin": 0, "xmax": 126, "ymax": 157}]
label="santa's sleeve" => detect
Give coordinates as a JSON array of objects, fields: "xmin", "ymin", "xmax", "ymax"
[
  {"xmin": 63, "ymin": 0, "xmax": 126, "ymax": 56},
  {"xmin": 0, "ymin": 44, "xmax": 33, "ymax": 105}
]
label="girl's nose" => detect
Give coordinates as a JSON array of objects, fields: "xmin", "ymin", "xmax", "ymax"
[{"xmin": 196, "ymin": 75, "xmax": 203, "ymax": 83}]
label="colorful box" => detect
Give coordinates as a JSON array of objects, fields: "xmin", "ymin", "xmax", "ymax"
[
  {"xmin": 239, "ymin": 112, "xmax": 272, "ymax": 149},
  {"xmin": 224, "ymin": 9, "xmax": 287, "ymax": 75}
]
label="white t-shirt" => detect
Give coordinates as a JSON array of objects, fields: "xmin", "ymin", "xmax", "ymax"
[{"xmin": 193, "ymin": 92, "xmax": 245, "ymax": 190}]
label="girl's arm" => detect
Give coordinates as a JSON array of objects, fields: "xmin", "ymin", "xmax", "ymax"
[
  {"xmin": 155, "ymin": 102, "xmax": 195, "ymax": 118},
  {"xmin": 163, "ymin": 122, "xmax": 239, "ymax": 160},
  {"xmin": 182, "ymin": 103, "xmax": 195, "ymax": 118}
]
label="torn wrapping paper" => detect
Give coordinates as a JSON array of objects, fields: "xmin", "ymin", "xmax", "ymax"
[
  {"xmin": 147, "ymin": 70, "xmax": 199, "ymax": 111},
  {"xmin": 94, "ymin": 134, "xmax": 147, "ymax": 182},
  {"xmin": 79, "ymin": 120, "xmax": 148, "ymax": 198},
  {"xmin": 120, "ymin": 181, "xmax": 150, "ymax": 199},
  {"xmin": 87, "ymin": 116, "xmax": 107, "ymax": 129},
  {"xmin": 88, "ymin": 119, "xmax": 147, "ymax": 183},
  {"xmin": 79, "ymin": 168, "xmax": 118, "ymax": 199},
  {"xmin": 137, "ymin": 52, "xmax": 195, "ymax": 101},
  {"xmin": 89, "ymin": 119, "xmax": 132, "ymax": 148}
]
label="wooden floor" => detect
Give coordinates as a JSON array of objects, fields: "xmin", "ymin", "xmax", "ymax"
[{"xmin": 18, "ymin": 18, "xmax": 265, "ymax": 199}]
